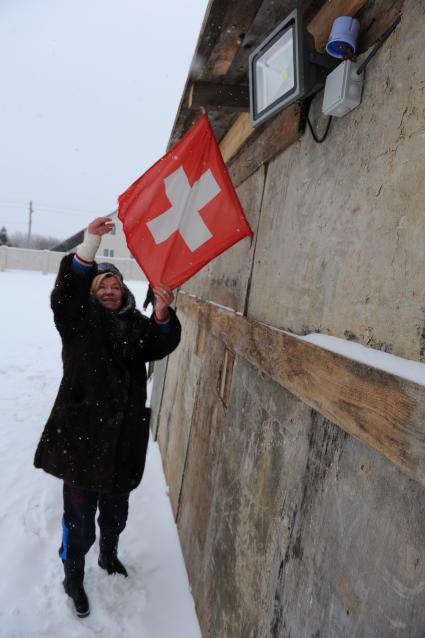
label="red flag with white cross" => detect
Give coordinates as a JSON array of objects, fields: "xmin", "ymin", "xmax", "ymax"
[{"xmin": 117, "ymin": 114, "xmax": 253, "ymax": 289}]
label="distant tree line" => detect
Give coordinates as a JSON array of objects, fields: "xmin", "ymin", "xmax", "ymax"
[{"xmin": 0, "ymin": 227, "xmax": 62, "ymax": 250}]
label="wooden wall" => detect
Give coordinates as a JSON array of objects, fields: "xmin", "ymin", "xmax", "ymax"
[{"xmin": 153, "ymin": 1, "xmax": 425, "ymax": 636}]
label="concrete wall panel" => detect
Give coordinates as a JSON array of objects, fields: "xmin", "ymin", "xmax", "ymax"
[
  {"xmin": 265, "ymin": 410, "xmax": 425, "ymax": 638},
  {"xmin": 247, "ymin": 4, "xmax": 425, "ymax": 360},
  {"xmin": 176, "ymin": 333, "xmax": 228, "ymax": 628},
  {"xmin": 178, "ymin": 353, "xmax": 425, "ymax": 637}
]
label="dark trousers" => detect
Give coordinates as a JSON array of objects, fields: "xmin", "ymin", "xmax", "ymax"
[{"xmin": 59, "ymin": 483, "xmax": 129, "ymax": 561}]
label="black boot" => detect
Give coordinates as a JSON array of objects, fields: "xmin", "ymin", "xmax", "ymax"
[
  {"xmin": 98, "ymin": 535, "xmax": 128, "ymax": 577},
  {"xmin": 63, "ymin": 558, "xmax": 90, "ymax": 618}
]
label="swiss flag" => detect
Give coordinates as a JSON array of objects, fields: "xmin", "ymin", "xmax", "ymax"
[{"xmin": 118, "ymin": 114, "xmax": 253, "ymax": 289}]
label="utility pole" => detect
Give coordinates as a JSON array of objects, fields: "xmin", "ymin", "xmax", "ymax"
[{"xmin": 27, "ymin": 200, "xmax": 33, "ymax": 246}]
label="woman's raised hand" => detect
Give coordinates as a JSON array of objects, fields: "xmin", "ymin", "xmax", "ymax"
[
  {"xmin": 153, "ymin": 284, "xmax": 174, "ymax": 322},
  {"xmin": 88, "ymin": 217, "xmax": 114, "ymax": 236}
]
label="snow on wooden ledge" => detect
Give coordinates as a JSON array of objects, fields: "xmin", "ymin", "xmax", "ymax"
[
  {"xmin": 300, "ymin": 333, "xmax": 425, "ymax": 387},
  {"xmin": 177, "ymin": 291, "xmax": 425, "ymax": 489}
]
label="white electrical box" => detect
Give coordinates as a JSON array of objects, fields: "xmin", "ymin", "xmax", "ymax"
[{"xmin": 322, "ymin": 59, "xmax": 364, "ymax": 117}]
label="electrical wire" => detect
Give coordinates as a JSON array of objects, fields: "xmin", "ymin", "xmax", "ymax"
[
  {"xmin": 356, "ymin": 15, "xmax": 401, "ymax": 76},
  {"xmin": 306, "ymin": 114, "xmax": 333, "ymax": 144}
]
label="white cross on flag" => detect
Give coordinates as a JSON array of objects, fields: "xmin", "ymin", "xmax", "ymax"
[{"xmin": 118, "ymin": 114, "xmax": 253, "ymax": 289}]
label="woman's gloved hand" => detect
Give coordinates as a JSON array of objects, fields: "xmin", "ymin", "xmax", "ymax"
[{"xmin": 153, "ymin": 285, "xmax": 174, "ymax": 322}]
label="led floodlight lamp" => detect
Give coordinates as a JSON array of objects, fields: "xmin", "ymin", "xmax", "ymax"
[
  {"xmin": 253, "ymin": 26, "xmax": 295, "ymax": 115},
  {"xmin": 249, "ymin": 8, "xmax": 336, "ymax": 127}
]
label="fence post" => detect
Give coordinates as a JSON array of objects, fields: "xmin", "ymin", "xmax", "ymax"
[{"xmin": 0, "ymin": 245, "xmax": 7, "ymax": 272}]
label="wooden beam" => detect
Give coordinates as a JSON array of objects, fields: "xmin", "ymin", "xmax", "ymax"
[
  {"xmin": 205, "ymin": 0, "xmax": 264, "ymax": 78},
  {"xmin": 228, "ymin": 104, "xmax": 302, "ymax": 187},
  {"xmin": 307, "ymin": 0, "xmax": 367, "ymax": 52},
  {"xmin": 177, "ymin": 292, "xmax": 425, "ymax": 489},
  {"xmin": 219, "ymin": 113, "xmax": 254, "ymax": 163},
  {"xmin": 188, "ymin": 82, "xmax": 249, "ymax": 112},
  {"xmin": 355, "ymin": 0, "xmax": 403, "ymax": 54},
  {"xmin": 225, "ymin": 0, "xmax": 305, "ymax": 83}
]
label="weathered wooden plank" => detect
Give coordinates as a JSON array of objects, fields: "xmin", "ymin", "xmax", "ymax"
[
  {"xmin": 168, "ymin": 108, "xmax": 236, "ymax": 152},
  {"xmin": 356, "ymin": 0, "xmax": 403, "ymax": 53},
  {"xmin": 167, "ymin": 0, "xmax": 239, "ymax": 148},
  {"xmin": 176, "ymin": 292, "xmax": 425, "ymax": 488},
  {"xmin": 192, "ymin": 0, "xmax": 232, "ymax": 81},
  {"xmin": 224, "ymin": 0, "xmax": 299, "ymax": 84},
  {"xmin": 204, "ymin": 0, "xmax": 264, "ymax": 78},
  {"xmin": 188, "ymin": 81, "xmax": 249, "ymax": 111},
  {"xmin": 307, "ymin": 0, "xmax": 367, "ymax": 52},
  {"xmin": 227, "ymin": 104, "xmax": 302, "ymax": 187},
  {"xmin": 219, "ymin": 112, "xmax": 253, "ymax": 163}
]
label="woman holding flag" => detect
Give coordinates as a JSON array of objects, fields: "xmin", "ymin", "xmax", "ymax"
[{"xmin": 34, "ymin": 216, "xmax": 181, "ymax": 618}]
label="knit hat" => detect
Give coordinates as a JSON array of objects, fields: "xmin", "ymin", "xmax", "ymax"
[{"xmin": 97, "ymin": 262, "xmax": 124, "ymax": 281}]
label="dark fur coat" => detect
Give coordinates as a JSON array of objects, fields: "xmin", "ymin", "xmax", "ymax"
[{"xmin": 34, "ymin": 255, "xmax": 181, "ymax": 493}]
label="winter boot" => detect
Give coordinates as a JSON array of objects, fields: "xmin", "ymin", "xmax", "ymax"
[
  {"xmin": 98, "ymin": 535, "xmax": 128, "ymax": 577},
  {"xmin": 63, "ymin": 558, "xmax": 90, "ymax": 618}
]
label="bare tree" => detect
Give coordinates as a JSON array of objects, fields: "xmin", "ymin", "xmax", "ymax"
[
  {"xmin": 0, "ymin": 226, "xmax": 10, "ymax": 246},
  {"xmin": 9, "ymin": 231, "xmax": 63, "ymax": 250}
]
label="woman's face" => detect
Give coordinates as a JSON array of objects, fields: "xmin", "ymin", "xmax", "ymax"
[{"xmin": 95, "ymin": 275, "xmax": 123, "ymax": 311}]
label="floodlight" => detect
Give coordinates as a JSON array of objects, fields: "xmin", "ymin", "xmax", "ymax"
[{"xmin": 249, "ymin": 8, "xmax": 336, "ymax": 127}]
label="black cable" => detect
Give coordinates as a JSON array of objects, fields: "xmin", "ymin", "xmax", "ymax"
[
  {"xmin": 306, "ymin": 113, "xmax": 332, "ymax": 144},
  {"xmin": 356, "ymin": 15, "xmax": 401, "ymax": 75}
]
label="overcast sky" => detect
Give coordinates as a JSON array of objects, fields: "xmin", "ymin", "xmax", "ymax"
[{"xmin": 0, "ymin": 0, "xmax": 208, "ymax": 240}]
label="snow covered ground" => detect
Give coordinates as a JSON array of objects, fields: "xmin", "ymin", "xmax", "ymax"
[{"xmin": 0, "ymin": 270, "xmax": 201, "ymax": 638}]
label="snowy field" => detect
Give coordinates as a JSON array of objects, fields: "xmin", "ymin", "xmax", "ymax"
[{"xmin": 0, "ymin": 270, "xmax": 201, "ymax": 638}]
